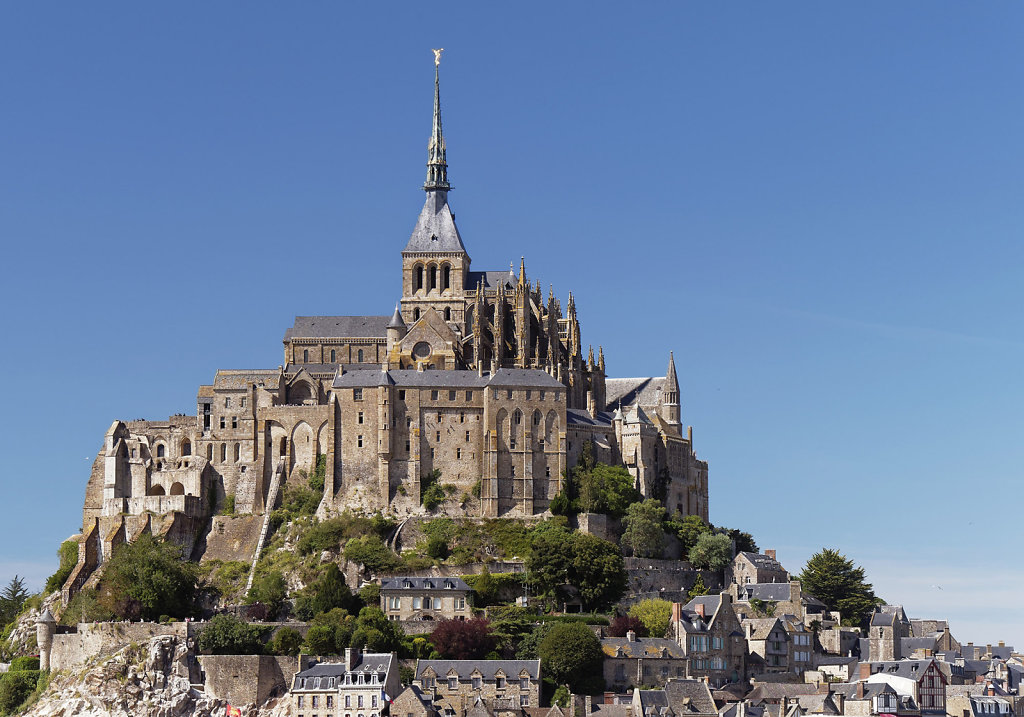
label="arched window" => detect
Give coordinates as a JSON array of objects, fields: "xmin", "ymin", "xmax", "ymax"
[
  {"xmin": 303, "ymin": 349, "xmax": 309, "ymax": 363},
  {"xmin": 444, "ymin": 307, "xmax": 451, "ymax": 321},
  {"xmin": 413, "ymin": 308, "xmax": 420, "ymax": 321},
  {"xmin": 357, "ymin": 349, "xmax": 364, "ymax": 362},
  {"xmin": 413, "ymin": 265, "xmax": 424, "ymax": 292},
  {"xmin": 234, "ymin": 443, "xmax": 240, "ymax": 462},
  {"xmin": 156, "ymin": 444, "xmax": 165, "ymax": 458},
  {"xmin": 181, "ymin": 439, "xmax": 191, "ymax": 456},
  {"xmin": 149, "ymin": 485, "xmax": 165, "ymax": 496},
  {"xmin": 170, "ymin": 482, "xmax": 185, "ymax": 496},
  {"xmin": 428, "ymin": 264, "xmax": 437, "ymax": 291},
  {"xmin": 331, "ymin": 349, "xmax": 336, "ymax": 362},
  {"xmin": 280, "ymin": 437, "xmax": 287, "ymax": 455},
  {"xmin": 207, "ymin": 444, "xmax": 213, "ymax": 460},
  {"xmin": 220, "ymin": 443, "xmax": 226, "ymax": 462},
  {"xmin": 442, "ymin": 264, "xmax": 451, "ymax": 291}
]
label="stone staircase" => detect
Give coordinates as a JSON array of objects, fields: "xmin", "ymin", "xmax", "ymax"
[{"xmin": 245, "ymin": 461, "xmax": 284, "ymax": 593}]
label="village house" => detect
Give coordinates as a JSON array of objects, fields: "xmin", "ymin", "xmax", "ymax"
[
  {"xmin": 671, "ymin": 594, "xmax": 746, "ymax": 687},
  {"xmin": 860, "ymin": 659, "xmax": 948, "ymax": 715},
  {"xmin": 742, "ymin": 618, "xmax": 791, "ymax": 674},
  {"xmin": 601, "ymin": 630, "xmax": 688, "ymax": 690},
  {"xmin": 392, "ymin": 685, "xmax": 439, "ymax": 717},
  {"xmin": 414, "ymin": 660, "xmax": 542, "ymax": 715},
  {"xmin": 830, "ymin": 681, "xmax": 920, "ymax": 717},
  {"xmin": 381, "ymin": 577, "xmax": 473, "ymax": 622},
  {"xmin": 730, "ymin": 552, "xmax": 789, "ymax": 586},
  {"xmin": 290, "ymin": 648, "xmax": 400, "ymax": 717}
]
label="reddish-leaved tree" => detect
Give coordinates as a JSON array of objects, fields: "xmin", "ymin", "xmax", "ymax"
[
  {"xmin": 430, "ymin": 617, "xmax": 496, "ymax": 659},
  {"xmin": 607, "ymin": 615, "xmax": 648, "ymax": 637}
]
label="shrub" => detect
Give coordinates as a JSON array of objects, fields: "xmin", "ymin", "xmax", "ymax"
[
  {"xmin": 197, "ymin": 614, "xmax": 265, "ymax": 655},
  {"xmin": 688, "ymin": 533, "xmax": 733, "ymax": 571},
  {"xmin": 608, "ymin": 615, "xmax": 647, "ymax": 637},
  {"xmin": 220, "ymin": 494, "xmax": 236, "ymax": 515},
  {"xmin": 45, "ymin": 541, "xmax": 79, "ymax": 595},
  {"xmin": 268, "ymin": 627, "xmax": 303, "ymax": 656},
  {"xmin": 9, "ymin": 656, "xmax": 39, "ymax": 672},
  {"xmin": 344, "ymin": 536, "xmax": 402, "ymax": 574},
  {"xmin": 246, "ymin": 570, "xmax": 287, "ymax": 617},
  {"xmin": 421, "ymin": 483, "xmax": 446, "ymax": 511},
  {"xmin": 538, "ymin": 622, "xmax": 604, "ymax": 694},
  {"xmin": 0, "ymin": 671, "xmax": 39, "ymax": 715},
  {"xmin": 425, "ymin": 535, "xmax": 449, "ymax": 560},
  {"xmin": 430, "ymin": 618, "xmax": 495, "ymax": 659},
  {"xmin": 294, "ymin": 564, "xmax": 356, "ymax": 620},
  {"xmin": 628, "ymin": 599, "xmax": 673, "ymax": 638}
]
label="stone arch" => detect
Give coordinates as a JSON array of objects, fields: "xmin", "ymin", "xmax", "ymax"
[
  {"xmin": 155, "ymin": 443, "xmax": 165, "ymax": 458},
  {"xmin": 303, "ymin": 349, "xmax": 309, "ymax": 362},
  {"xmin": 466, "ymin": 304, "xmax": 474, "ymax": 332},
  {"xmin": 291, "ymin": 421, "xmax": 315, "ymax": 473},
  {"xmin": 545, "ymin": 410, "xmax": 559, "ymax": 443},
  {"xmin": 441, "ymin": 263, "xmax": 451, "ymax": 291},
  {"xmin": 149, "ymin": 484, "xmax": 165, "ymax": 496},
  {"xmin": 413, "ymin": 264, "xmax": 424, "ymax": 292},
  {"xmin": 170, "ymin": 482, "xmax": 185, "ymax": 496},
  {"xmin": 357, "ymin": 349, "xmax": 364, "ymax": 362},
  {"xmin": 413, "ymin": 308, "xmax": 421, "ymax": 321},
  {"xmin": 495, "ymin": 408, "xmax": 509, "ymax": 451},
  {"xmin": 288, "ymin": 380, "xmax": 315, "ymax": 405},
  {"xmin": 181, "ymin": 438, "xmax": 191, "ymax": 456},
  {"xmin": 206, "ymin": 444, "xmax": 213, "ymax": 461},
  {"xmin": 316, "ymin": 420, "xmax": 330, "ymax": 459},
  {"xmin": 443, "ymin": 307, "xmax": 451, "ymax": 321},
  {"xmin": 428, "ymin": 263, "xmax": 438, "ymax": 292},
  {"xmin": 511, "ymin": 410, "xmax": 523, "ymax": 449},
  {"xmin": 330, "ymin": 349, "xmax": 336, "ymax": 362}
]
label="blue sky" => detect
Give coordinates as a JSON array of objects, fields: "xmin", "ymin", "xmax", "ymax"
[{"xmin": 2, "ymin": 3, "xmax": 1022, "ymax": 647}]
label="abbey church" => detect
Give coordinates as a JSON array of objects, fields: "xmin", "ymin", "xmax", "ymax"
[{"xmin": 65, "ymin": 58, "xmax": 708, "ymax": 601}]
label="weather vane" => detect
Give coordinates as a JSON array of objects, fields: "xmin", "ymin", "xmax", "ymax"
[{"xmin": 432, "ymin": 48, "xmax": 444, "ymax": 66}]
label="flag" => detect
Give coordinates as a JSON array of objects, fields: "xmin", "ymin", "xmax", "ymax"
[
  {"xmin": 383, "ymin": 691, "xmax": 393, "ymax": 704},
  {"xmin": 226, "ymin": 705, "xmax": 241, "ymax": 717}
]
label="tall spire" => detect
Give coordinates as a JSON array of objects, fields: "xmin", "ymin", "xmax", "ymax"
[{"xmin": 424, "ymin": 49, "xmax": 450, "ymax": 191}]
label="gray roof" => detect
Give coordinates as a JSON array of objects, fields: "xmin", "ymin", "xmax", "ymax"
[
  {"xmin": 738, "ymin": 584, "xmax": 792, "ymax": 602},
  {"xmin": 737, "ymin": 552, "xmax": 787, "ymax": 571},
  {"xmin": 332, "ymin": 368, "xmax": 562, "ymax": 390},
  {"xmin": 333, "ymin": 369, "xmax": 396, "ymax": 388},
  {"xmin": 381, "ymin": 576, "xmax": 470, "ymax": 591},
  {"xmin": 284, "ymin": 315, "xmax": 391, "ymax": 340},
  {"xmin": 746, "ymin": 683, "xmax": 819, "ymax": 702},
  {"xmin": 416, "ymin": 659, "xmax": 540, "ymax": 681},
  {"xmin": 466, "ymin": 270, "xmax": 516, "ymax": 291},
  {"xmin": 404, "ymin": 191, "xmax": 468, "ymax": 255},
  {"xmin": 488, "ymin": 368, "xmax": 564, "ymax": 388},
  {"xmin": 293, "ymin": 653, "xmax": 395, "ymax": 689},
  {"xmin": 601, "ymin": 637, "xmax": 685, "ymax": 659},
  {"xmin": 664, "ymin": 678, "xmax": 717, "ymax": 715},
  {"xmin": 566, "ymin": 409, "xmax": 615, "ymax": 427},
  {"xmin": 211, "ymin": 369, "xmax": 280, "ymax": 389},
  {"xmin": 862, "ymin": 659, "xmax": 941, "ymax": 681},
  {"xmin": 605, "ymin": 377, "xmax": 666, "ymax": 411}
]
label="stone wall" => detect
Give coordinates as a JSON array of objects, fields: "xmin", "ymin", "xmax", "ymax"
[
  {"xmin": 199, "ymin": 514, "xmax": 263, "ymax": 564},
  {"xmin": 50, "ymin": 621, "xmax": 195, "ymax": 672},
  {"xmin": 200, "ymin": 654, "xmax": 311, "ymax": 706},
  {"xmin": 623, "ymin": 557, "xmax": 721, "ymax": 596}
]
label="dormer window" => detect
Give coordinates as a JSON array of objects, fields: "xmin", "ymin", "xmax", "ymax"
[{"xmin": 445, "ymin": 581, "xmax": 454, "ymax": 589}]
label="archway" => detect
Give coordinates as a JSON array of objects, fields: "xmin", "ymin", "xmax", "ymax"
[
  {"xmin": 149, "ymin": 485, "xmax": 165, "ymax": 496},
  {"xmin": 170, "ymin": 482, "xmax": 185, "ymax": 496}
]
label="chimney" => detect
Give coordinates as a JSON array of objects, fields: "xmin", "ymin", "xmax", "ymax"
[
  {"xmin": 998, "ymin": 641, "xmax": 1005, "ymax": 647},
  {"xmin": 345, "ymin": 647, "xmax": 358, "ymax": 670},
  {"xmin": 765, "ymin": 550, "xmax": 776, "ymax": 560},
  {"xmin": 627, "ymin": 630, "xmax": 637, "ymax": 643},
  {"xmin": 856, "ymin": 682, "xmax": 864, "ymax": 699},
  {"xmin": 696, "ymin": 602, "xmax": 705, "ymax": 618},
  {"xmin": 987, "ymin": 682, "xmax": 996, "ymax": 697},
  {"xmin": 585, "ymin": 695, "xmax": 593, "ymax": 715},
  {"xmin": 859, "ymin": 663, "xmax": 871, "ymax": 680},
  {"xmin": 672, "ymin": 603, "xmax": 682, "ymax": 623}
]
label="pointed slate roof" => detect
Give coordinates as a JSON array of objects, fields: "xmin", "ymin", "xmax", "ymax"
[{"xmin": 404, "ymin": 190, "xmax": 468, "ymax": 255}]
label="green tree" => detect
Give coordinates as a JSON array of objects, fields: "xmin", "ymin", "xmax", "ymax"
[
  {"xmin": 621, "ymin": 500, "xmax": 667, "ymax": 558},
  {"xmin": 305, "ymin": 624, "xmax": 339, "ymax": 655},
  {"xmin": 350, "ymin": 606, "xmax": 404, "ymax": 653},
  {"xmin": 627, "ymin": 599, "xmax": 673, "ymax": 638},
  {"xmin": 516, "ymin": 623, "xmax": 552, "ymax": 660},
  {"xmin": 0, "ymin": 671, "xmax": 39, "ymax": 715},
  {"xmin": 312, "ymin": 607, "xmax": 355, "ymax": 653},
  {"xmin": 197, "ymin": 614, "xmax": 264, "ymax": 655},
  {"xmin": 0, "ymin": 576, "xmax": 29, "ymax": 627},
  {"xmin": 344, "ymin": 536, "xmax": 402, "ymax": 573},
  {"xmin": 686, "ymin": 574, "xmax": 710, "ymax": 601},
  {"xmin": 246, "ymin": 570, "xmax": 287, "ymax": 618},
  {"xmin": 574, "ymin": 463, "xmax": 639, "ymax": 518},
  {"xmin": 100, "ymin": 534, "xmax": 198, "ymax": 620},
  {"xmin": 797, "ymin": 548, "xmax": 879, "ymax": 627},
  {"xmin": 268, "ymin": 627, "xmax": 303, "ymax": 656},
  {"xmin": 688, "ymin": 533, "xmax": 732, "ymax": 570},
  {"xmin": 721, "ymin": 527, "xmax": 758, "ymax": 554},
  {"xmin": 673, "ymin": 515, "xmax": 712, "ymax": 556},
  {"xmin": 425, "ymin": 535, "xmax": 449, "ymax": 560},
  {"xmin": 472, "ymin": 565, "xmax": 497, "ymax": 606},
  {"xmin": 525, "ymin": 525, "xmax": 573, "ymax": 598},
  {"xmin": 538, "ymin": 622, "xmax": 604, "ymax": 694},
  {"xmin": 569, "ymin": 533, "xmax": 627, "ymax": 611},
  {"xmin": 44, "ymin": 541, "xmax": 79, "ymax": 595},
  {"xmin": 295, "ymin": 564, "xmax": 356, "ymax": 619}
]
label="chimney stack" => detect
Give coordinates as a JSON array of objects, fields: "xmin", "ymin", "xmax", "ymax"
[
  {"xmin": 765, "ymin": 550, "xmax": 776, "ymax": 560},
  {"xmin": 672, "ymin": 603, "xmax": 682, "ymax": 623},
  {"xmin": 859, "ymin": 663, "xmax": 871, "ymax": 681},
  {"xmin": 856, "ymin": 681, "xmax": 864, "ymax": 699},
  {"xmin": 695, "ymin": 603, "xmax": 705, "ymax": 618},
  {"xmin": 626, "ymin": 630, "xmax": 637, "ymax": 643}
]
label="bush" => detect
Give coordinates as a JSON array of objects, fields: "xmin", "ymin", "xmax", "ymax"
[
  {"xmin": 344, "ymin": 536, "xmax": 402, "ymax": 574},
  {"xmin": 220, "ymin": 494, "xmax": 236, "ymax": 515},
  {"xmin": 425, "ymin": 535, "xmax": 449, "ymax": 560},
  {"xmin": 430, "ymin": 618, "xmax": 495, "ymax": 659},
  {"xmin": 421, "ymin": 483, "xmax": 446, "ymax": 511},
  {"xmin": 294, "ymin": 564, "xmax": 357, "ymax": 620},
  {"xmin": 10, "ymin": 656, "xmax": 39, "ymax": 672},
  {"xmin": 60, "ymin": 588, "xmax": 114, "ymax": 626},
  {"xmin": 688, "ymin": 533, "xmax": 733, "ymax": 571},
  {"xmin": 304, "ymin": 624, "xmax": 339, "ymax": 655},
  {"xmin": 45, "ymin": 541, "xmax": 79, "ymax": 595},
  {"xmin": 246, "ymin": 571, "xmax": 287, "ymax": 618},
  {"xmin": 197, "ymin": 614, "xmax": 265, "ymax": 655},
  {"xmin": 628, "ymin": 599, "xmax": 673, "ymax": 638},
  {"xmin": 100, "ymin": 534, "xmax": 199, "ymax": 621},
  {"xmin": 0, "ymin": 671, "xmax": 39, "ymax": 715},
  {"xmin": 608, "ymin": 615, "xmax": 647, "ymax": 637},
  {"xmin": 538, "ymin": 622, "xmax": 604, "ymax": 694},
  {"xmin": 358, "ymin": 583, "xmax": 381, "ymax": 608},
  {"xmin": 268, "ymin": 627, "xmax": 303, "ymax": 656},
  {"xmin": 350, "ymin": 607, "xmax": 404, "ymax": 653}
]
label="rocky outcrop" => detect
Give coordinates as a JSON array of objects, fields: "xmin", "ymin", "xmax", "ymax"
[
  {"xmin": 3, "ymin": 593, "xmax": 61, "ymax": 658},
  {"xmin": 24, "ymin": 636, "xmax": 291, "ymax": 717}
]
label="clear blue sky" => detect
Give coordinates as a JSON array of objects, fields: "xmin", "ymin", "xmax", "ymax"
[{"xmin": 2, "ymin": 3, "xmax": 1022, "ymax": 647}]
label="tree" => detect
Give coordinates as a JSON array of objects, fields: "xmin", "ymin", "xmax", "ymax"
[
  {"xmin": 350, "ymin": 606, "xmax": 404, "ymax": 653},
  {"xmin": 430, "ymin": 618, "xmax": 495, "ymax": 659},
  {"xmin": 197, "ymin": 614, "xmax": 264, "ymax": 655},
  {"xmin": 45, "ymin": 540, "xmax": 79, "ymax": 595},
  {"xmin": 628, "ymin": 599, "xmax": 673, "ymax": 638},
  {"xmin": 687, "ymin": 574, "xmax": 710, "ymax": 601},
  {"xmin": 246, "ymin": 570, "xmax": 287, "ymax": 618},
  {"xmin": 313, "ymin": 607, "xmax": 355, "ymax": 653},
  {"xmin": 472, "ymin": 565, "xmax": 497, "ymax": 606},
  {"xmin": 798, "ymin": 548, "xmax": 879, "ymax": 627},
  {"xmin": 305, "ymin": 624, "xmax": 340, "ymax": 655},
  {"xmin": 688, "ymin": 533, "xmax": 732, "ymax": 571},
  {"xmin": 100, "ymin": 534, "xmax": 198, "ymax": 620},
  {"xmin": 268, "ymin": 627, "xmax": 303, "ymax": 656},
  {"xmin": 621, "ymin": 500, "xmax": 667, "ymax": 558},
  {"xmin": 573, "ymin": 463, "xmax": 640, "ymax": 518},
  {"xmin": 608, "ymin": 615, "xmax": 647, "ymax": 638},
  {"xmin": 425, "ymin": 535, "xmax": 449, "ymax": 560},
  {"xmin": 525, "ymin": 525, "xmax": 573, "ymax": 598},
  {"xmin": 0, "ymin": 671, "xmax": 39, "ymax": 715},
  {"xmin": 295, "ymin": 564, "xmax": 356, "ymax": 619},
  {"xmin": 516, "ymin": 623, "xmax": 552, "ymax": 660},
  {"xmin": 721, "ymin": 527, "xmax": 758, "ymax": 554},
  {"xmin": 538, "ymin": 623, "xmax": 605, "ymax": 694},
  {"xmin": 673, "ymin": 515, "xmax": 712, "ymax": 556},
  {"xmin": 358, "ymin": 582, "xmax": 381, "ymax": 609},
  {"xmin": 344, "ymin": 536, "xmax": 401, "ymax": 573},
  {"xmin": 0, "ymin": 576, "xmax": 29, "ymax": 627},
  {"xmin": 487, "ymin": 606, "xmax": 533, "ymax": 656},
  {"xmin": 570, "ymin": 533, "xmax": 627, "ymax": 611}
]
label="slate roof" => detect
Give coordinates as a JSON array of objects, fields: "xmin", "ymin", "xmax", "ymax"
[
  {"xmin": 737, "ymin": 584, "xmax": 792, "ymax": 602},
  {"xmin": 664, "ymin": 678, "xmax": 717, "ymax": 715},
  {"xmin": 566, "ymin": 409, "xmax": 615, "ymax": 427},
  {"xmin": 284, "ymin": 315, "xmax": 391, "ymax": 340},
  {"xmin": 741, "ymin": 619, "xmax": 785, "ymax": 641},
  {"xmin": 720, "ymin": 704, "xmax": 767, "ymax": 717},
  {"xmin": 416, "ymin": 660, "xmax": 541, "ymax": 681},
  {"xmin": 211, "ymin": 369, "xmax": 280, "ymax": 389},
  {"xmin": 862, "ymin": 659, "xmax": 940, "ymax": 681},
  {"xmin": 332, "ymin": 368, "xmax": 562, "ymax": 390},
  {"xmin": 466, "ymin": 270, "xmax": 516, "ymax": 291},
  {"xmin": 293, "ymin": 653, "xmax": 395, "ymax": 689},
  {"xmin": 381, "ymin": 576, "xmax": 471, "ymax": 591},
  {"xmin": 737, "ymin": 552, "xmax": 786, "ymax": 571},
  {"xmin": 795, "ymin": 694, "xmax": 840, "ymax": 715},
  {"xmin": 745, "ymin": 683, "xmax": 819, "ymax": 702},
  {"xmin": 488, "ymin": 368, "xmax": 564, "ymax": 388},
  {"xmin": 601, "ymin": 637, "xmax": 685, "ymax": 659},
  {"xmin": 605, "ymin": 377, "xmax": 666, "ymax": 411},
  {"xmin": 404, "ymin": 191, "xmax": 468, "ymax": 255}
]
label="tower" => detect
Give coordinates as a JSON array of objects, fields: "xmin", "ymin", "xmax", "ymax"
[
  {"xmin": 37, "ymin": 608, "xmax": 56, "ymax": 671},
  {"xmin": 400, "ymin": 50, "xmax": 471, "ymax": 329},
  {"xmin": 662, "ymin": 351, "xmax": 681, "ymax": 429}
]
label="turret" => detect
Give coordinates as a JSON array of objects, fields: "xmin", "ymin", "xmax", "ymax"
[
  {"xmin": 386, "ymin": 303, "xmax": 407, "ymax": 352},
  {"xmin": 37, "ymin": 608, "xmax": 56, "ymax": 671},
  {"xmin": 663, "ymin": 351, "xmax": 681, "ymax": 429}
]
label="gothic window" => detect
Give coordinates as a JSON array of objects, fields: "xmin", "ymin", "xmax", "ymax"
[
  {"xmin": 413, "ymin": 308, "xmax": 420, "ymax": 320},
  {"xmin": 357, "ymin": 349, "xmax": 364, "ymax": 362},
  {"xmin": 280, "ymin": 437, "xmax": 287, "ymax": 454},
  {"xmin": 331, "ymin": 349, "xmax": 336, "ymax": 362},
  {"xmin": 303, "ymin": 349, "xmax": 309, "ymax": 362},
  {"xmin": 414, "ymin": 265, "xmax": 424, "ymax": 292},
  {"xmin": 220, "ymin": 444, "xmax": 226, "ymax": 462},
  {"xmin": 533, "ymin": 410, "xmax": 541, "ymax": 426},
  {"xmin": 428, "ymin": 265, "xmax": 437, "ymax": 291},
  {"xmin": 181, "ymin": 439, "xmax": 191, "ymax": 456},
  {"xmin": 442, "ymin": 264, "xmax": 451, "ymax": 291},
  {"xmin": 207, "ymin": 444, "xmax": 213, "ymax": 460},
  {"xmin": 444, "ymin": 307, "xmax": 451, "ymax": 321},
  {"xmin": 156, "ymin": 444, "xmax": 165, "ymax": 457}
]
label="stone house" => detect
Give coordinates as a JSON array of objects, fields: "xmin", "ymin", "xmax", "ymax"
[
  {"xmin": 671, "ymin": 594, "xmax": 746, "ymax": 687},
  {"xmin": 392, "ymin": 685, "xmax": 439, "ymax": 717},
  {"xmin": 631, "ymin": 679, "xmax": 718, "ymax": 717},
  {"xmin": 730, "ymin": 552, "xmax": 789, "ymax": 586},
  {"xmin": 601, "ymin": 631, "xmax": 688, "ymax": 690},
  {"xmin": 742, "ymin": 618, "xmax": 790, "ymax": 674},
  {"xmin": 830, "ymin": 681, "xmax": 920, "ymax": 717},
  {"xmin": 860, "ymin": 659, "xmax": 948, "ymax": 715},
  {"xmin": 414, "ymin": 660, "xmax": 542, "ymax": 714},
  {"xmin": 780, "ymin": 617, "xmax": 814, "ymax": 674},
  {"xmin": 381, "ymin": 577, "xmax": 473, "ymax": 622},
  {"xmin": 290, "ymin": 648, "xmax": 400, "ymax": 717}
]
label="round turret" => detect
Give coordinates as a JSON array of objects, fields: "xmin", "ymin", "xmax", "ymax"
[{"xmin": 36, "ymin": 608, "xmax": 56, "ymax": 671}]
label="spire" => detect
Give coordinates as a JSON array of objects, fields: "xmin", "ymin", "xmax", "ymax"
[
  {"xmin": 666, "ymin": 351, "xmax": 679, "ymax": 388},
  {"xmin": 424, "ymin": 49, "xmax": 450, "ymax": 191},
  {"xmin": 519, "ymin": 257, "xmax": 526, "ymax": 286},
  {"xmin": 388, "ymin": 303, "xmax": 406, "ymax": 329},
  {"xmin": 598, "ymin": 346, "xmax": 605, "ymax": 372}
]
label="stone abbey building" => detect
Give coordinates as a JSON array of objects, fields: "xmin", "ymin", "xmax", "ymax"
[{"xmin": 64, "ymin": 58, "xmax": 709, "ymax": 601}]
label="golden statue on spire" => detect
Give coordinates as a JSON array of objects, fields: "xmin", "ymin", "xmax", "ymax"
[{"xmin": 432, "ymin": 48, "xmax": 444, "ymax": 66}]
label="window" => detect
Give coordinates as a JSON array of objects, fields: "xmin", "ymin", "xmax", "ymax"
[
  {"xmin": 327, "ymin": 697, "xmax": 334, "ymax": 708},
  {"xmin": 389, "ymin": 597, "xmax": 400, "ymax": 610},
  {"xmin": 313, "ymin": 697, "xmax": 320, "ymax": 708},
  {"xmin": 398, "ymin": 390, "xmax": 406, "ymax": 400},
  {"xmin": 455, "ymin": 597, "xmax": 466, "ymax": 609},
  {"xmin": 436, "ymin": 412, "xmax": 442, "ymax": 422},
  {"xmin": 466, "ymin": 390, "xmax": 473, "ymax": 400},
  {"xmin": 435, "ymin": 431, "xmax": 441, "ymax": 441},
  {"xmin": 430, "ymin": 448, "xmax": 435, "ymax": 459},
  {"xmin": 413, "ymin": 597, "xmax": 422, "ymax": 609},
  {"xmin": 520, "ymin": 677, "xmax": 529, "ymax": 690},
  {"xmin": 358, "ymin": 696, "xmax": 364, "ymax": 708},
  {"xmin": 240, "ymin": 396, "xmax": 246, "ymax": 408},
  {"xmin": 358, "ymin": 411, "xmax": 364, "ymax": 424},
  {"xmin": 225, "ymin": 397, "xmax": 231, "ymax": 408},
  {"xmin": 510, "ymin": 465, "xmax": 516, "ymax": 477},
  {"xmin": 207, "ymin": 444, "xmax": 213, "ymax": 460},
  {"xmin": 545, "ymin": 466, "xmax": 551, "ymax": 477},
  {"xmin": 220, "ymin": 443, "xmax": 226, "ymax": 461},
  {"xmin": 220, "ymin": 417, "xmax": 226, "ymax": 429},
  {"xmin": 472, "ymin": 677, "xmax": 482, "ymax": 690},
  {"xmin": 465, "ymin": 431, "xmax": 470, "ymax": 442},
  {"xmin": 231, "ymin": 416, "xmax": 237, "ymax": 428},
  {"xmin": 413, "ymin": 308, "xmax": 420, "ymax": 320},
  {"xmin": 298, "ymin": 696, "xmax": 304, "ymax": 708},
  {"xmin": 520, "ymin": 695, "xmax": 529, "ymax": 707},
  {"xmin": 357, "ymin": 435, "xmax": 363, "ymax": 448},
  {"xmin": 538, "ymin": 439, "xmax": 545, "ymax": 450},
  {"xmin": 303, "ymin": 349, "xmax": 309, "ymax": 362},
  {"xmin": 406, "ymin": 417, "xmax": 412, "ymax": 428},
  {"xmin": 459, "ymin": 412, "xmax": 465, "ymax": 423},
  {"xmin": 234, "ymin": 443, "xmax": 240, "ymax": 461},
  {"xmin": 539, "ymin": 391, "xmax": 545, "ymax": 400},
  {"xmin": 448, "ymin": 677, "xmax": 458, "ymax": 690},
  {"xmin": 405, "ymin": 440, "xmax": 410, "ymax": 451},
  {"xmin": 507, "ymin": 390, "xmax": 513, "ymax": 399},
  {"xmin": 345, "ymin": 696, "xmax": 351, "ymax": 707},
  {"xmin": 456, "ymin": 448, "xmax": 462, "ymax": 459},
  {"xmin": 357, "ymin": 349, "xmax": 364, "ymax": 362},
  {"xmin": 353, "ymin": 388, "xmax": 363, "ymax": 400},
  {"xmin": 433, "ymin": 597, "xmax": 441, "ymax": 609},
  {"xmin": 711, "ymin": 637, "xmax": 723, "ymax": 649},
  {"xmin": 690, "ymin": 636, "xmax": 708, "ymax": 652},
  {"xmin": 431, "ymin": 390, "xmax": 439, "ymax": 400},
  {"xmin": 526, "ymin": 390, "xmax": 531, "ymax": 399},
  {"xmin": 372, "ymin": 696, "xmax": 378, "ymax": 708},
  {"xmin": 510, "ymin": 438, "xmax": 516, "ymax": 449},
  {"xmin": 331, "ymin": 350, "xmax": 336, "ymax": 362},
  {"xmin": 449, "ymin": 390, "xmax": 456, "ymax": 400},
  {"xmin": 496, "ymin": 676, "xmax": 506, "ymax": 689}
]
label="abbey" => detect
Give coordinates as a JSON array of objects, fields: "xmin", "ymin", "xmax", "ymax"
[{"xmin": 65, "ymin": 59, "xmax": 708, "ymax": 601}]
